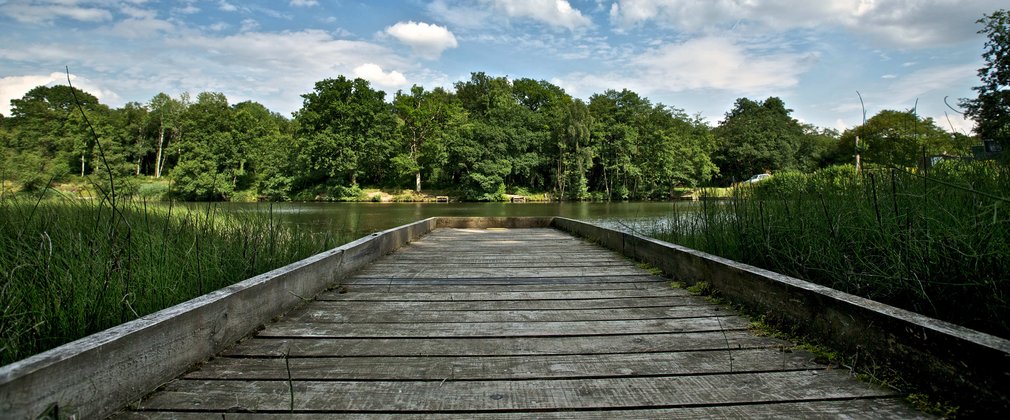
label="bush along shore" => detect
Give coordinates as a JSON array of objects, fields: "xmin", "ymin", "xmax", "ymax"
[
  {"xmin": 0, "ymin": 190, "xmax": 343, "ymax": 366},
  {"xmin": 649, "ymin": 162, "xmax": 1010, "ymax": 338}
]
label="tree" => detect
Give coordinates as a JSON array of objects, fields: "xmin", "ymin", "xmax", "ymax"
[
  {"xmin": 840, "ymin": 109, "xmax": 966, "ymax": 168},
  {"xmin": 961, "ymin": 9, "xmax": 1010, "ymax": 148},
  {"xmin": 392, "ymin": 85, "xmax": 464, "ymax": 192},
  {"xmin": 147, "ymin": 93, "xmax": 187, "ymax": 178},
  {"xmin": 294, "ymin": 76, "xmax": 396, "ymax": 188},
  {"xmin": 712, "ymin": 97, "xmax": 805, "ymax": 183},
  {"xmin": 7, "ymin": 85, "xmax": 103, "ymax": 188},
  {"xmin": 170, "ymin": 92, "xmax": 238, "ymax": 200}
]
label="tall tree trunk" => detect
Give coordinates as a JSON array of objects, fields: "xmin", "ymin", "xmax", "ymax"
[
  {"xmin": 415, "ymin": 171, "xmax": 422, "ymax": 193},
  {"xmin": 154, "ymin": 122, "xmax": 165, "ymax": 178}
]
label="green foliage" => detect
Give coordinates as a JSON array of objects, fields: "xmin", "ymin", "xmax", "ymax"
[
  {"xmin": 712, "ymin": 97, "xmax": 805, "ymax": 182},
  {"xmin": 840, "ymin": 109, "xmax": 960, "ymax": 168},
  {"xmin": 0, "ymin": 197, "xmax": 342, "ymax": 365},
  {"xmin": 961, "ymin": 9, "xmax": 1010, "ymax": 149},
  {"xmin": 752, "ymin": 170, "xmax": 808, "ymax": 198},
  {"xmin": 651, "ymin": 162, "xmax": 1010, "ymax": 338}
]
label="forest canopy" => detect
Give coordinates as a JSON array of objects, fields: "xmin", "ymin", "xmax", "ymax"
[{"xmin": 0, "ymin": 72, "xmax": 977, "ymax": 201}]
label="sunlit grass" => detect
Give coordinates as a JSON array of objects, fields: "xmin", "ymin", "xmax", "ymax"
[
  {"xmin": 0, "ymin": 194, "xmax": 347, "ymax": 365},
  {"xmin": 647, "ymin": 162, "xmax": 1010, "ymax": 338}
]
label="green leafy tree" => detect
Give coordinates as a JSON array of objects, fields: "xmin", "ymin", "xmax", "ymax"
[
  {"xmin": 588, "ymin": 89, "xmax": 650, "ymax": 199},
  {"xmin": 233, "ymin": 100, "xmax": 296, "ymax": 199},
  {"xmin": 451, "ymin": 73, "xmax": 530, "ymax": 200},
  {"xmin": 7, "ymin": 85, "xmax": 103, "ymax": 189},
  {"xmin": 170, "ymin": 92, "xmax": 238, "ymax": 200},
  {"xmin": 392, "ymin": 85, "xmax": 464, "ymax": 192},
  {"xmin": 712, "ymin": 97, "xmax": 805, "ymax": 183},
  {"xmin": 840, "ymin": 110, "xmax": 963, "ymax": 168},
  {"xmin": 294, "ymin": 76, "xmax": 397, "ymax": 189},
  {"xmin": 961, "ymin": 9, "xmax": 1010, "ymax": 148},
  {"xmin": 552, "ymin": 97, "xmax": 593, "ymax": 200},
  {"xmin": 147, "ymin": 93, "xmax": 187, "ymax": 178}
]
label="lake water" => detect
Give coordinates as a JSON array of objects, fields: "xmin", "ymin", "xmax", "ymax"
[{"xmin": 204, "ymin": 201, "xmax": 700, "ymax": 239}]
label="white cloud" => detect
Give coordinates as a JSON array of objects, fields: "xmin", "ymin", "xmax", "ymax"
[
  {"xmin": 880, "ymin": 64, "xmax": 978, "ymax": 106},
  {"xmin": 385, "ymin": 21, "xmax": 458, "ymax": 59},
  {"xmin": 607, "ymin": 0, "xmax": 1004, "ymax": 47},
  {"xmin": 633, "ymin": 36, "xmax": 814, "ymax": 92},
  {"xmin": 0, "ymin": 0, "xmax": 113, "ymax": 24},
  {"xmin": 102, "ymin": 18, "xmax": 174, "ymax": 38},
  {"xmin": 240, "ymin": 19, "xmax": 259, "ymax": 32},
  {"xmin": 428, "ymin": 0, "xmax": 591, "ymax": 30},
  {"xmin": 175, "ymin": 4, "xmax": 200, "ymax": 14},
  {"xmin": 0, "ymin": 72, "xmax": 119, "ymax": 116},
  {"xmin": 493, "ymin": 0, "xmax": 591, "ymax": 30},
  {"xmin": 353, "ymin": 63, "xmax": 407, "ymax": 88},
  {"xmin": 290, "ymin": 0, "xmax": 319, "ymax": 7},
  {"xmin": 218, "ymin": 1, "xmax": 238, "ymax": 12}
]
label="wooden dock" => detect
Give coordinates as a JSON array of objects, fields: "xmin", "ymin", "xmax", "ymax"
[{"xmin": 115, "ymin": 227, "xmax": 925, "ymax": 418}]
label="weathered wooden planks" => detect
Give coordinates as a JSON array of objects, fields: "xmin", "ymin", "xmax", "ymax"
[
  {"xmin": 116, "ymin": 227, "xmax": 926, "ymax": 418},
  {"xmin": 136, "ymin": 371, "xmax": 895, "ymax": 412}
]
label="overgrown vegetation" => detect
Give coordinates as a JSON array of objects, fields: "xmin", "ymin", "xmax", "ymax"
[
  {"xmin": 0, "ymin": 192, "xmax": 343, "ymax": 365},
  {"xmin": 650, "ymin": 162, "xmax": 1010, "ymax": 338}
]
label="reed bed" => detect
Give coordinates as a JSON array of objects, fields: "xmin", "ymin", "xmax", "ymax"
[
  {"xmin": 0, "ymin": 194, "xmax": 343, "ymax": 366},
  {"xmin": 650, "ymin": 162, "xmax": 1010, "ymax": 338}
]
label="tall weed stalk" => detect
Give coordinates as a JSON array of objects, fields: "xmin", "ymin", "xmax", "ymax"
[{"xmin": 650, "ymin": 163, "xmax": 1010, "ymax": 338}]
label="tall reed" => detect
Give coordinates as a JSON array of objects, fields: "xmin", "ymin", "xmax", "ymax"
[
  {"xmin": 0, "ymin": 195, "xmax": 343, "ymax": 365},
  {"xmin": 650, "ymin": 162, "xmax": 1010, "ymax": 337}
]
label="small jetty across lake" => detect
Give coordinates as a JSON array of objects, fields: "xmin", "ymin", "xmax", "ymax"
[
  {"xmin": 4, "ymin": 217, "xmax": 1006, "ymax": 418},
  {"xmin": 117, "ymin": 222, "xmax": 921, "ymax": 418}
]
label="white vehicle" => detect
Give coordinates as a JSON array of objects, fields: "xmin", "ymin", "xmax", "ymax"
[{"xmin": 745, "ymin": 173, "xmax": 771, "ymax": 183}]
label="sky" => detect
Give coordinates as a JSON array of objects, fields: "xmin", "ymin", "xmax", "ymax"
[{"xmin": 0, "ymin": 0, "xmax": 1003, "ymax": 134}]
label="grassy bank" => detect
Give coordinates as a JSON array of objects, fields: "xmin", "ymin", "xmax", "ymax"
[
  {"xmin": 0, "ymin": 194, "xmax": 346, "ymax": 366},
  {"xmin": 649, "ymin": 162, "xmax": 1010, "ymax": 338}
]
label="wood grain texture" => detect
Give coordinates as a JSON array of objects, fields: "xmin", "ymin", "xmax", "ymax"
[{"xmin": 119, "ymin": 226, "xmax": 927, "ymax": 418}]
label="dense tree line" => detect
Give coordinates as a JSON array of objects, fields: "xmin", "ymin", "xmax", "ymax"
[{"xmin": 0, "ymin": 72, "xmax": 982, "ymax": 201}]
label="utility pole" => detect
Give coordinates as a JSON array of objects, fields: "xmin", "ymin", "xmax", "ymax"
[{"xmin": 856, "ymin": 91, "xmax": 866, "ymax": 174}]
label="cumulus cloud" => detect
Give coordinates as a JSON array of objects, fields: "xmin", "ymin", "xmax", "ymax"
[
  {"xmin": 353, "ymin": 63, "xmax": 408, "ymax": 88},
  {"xmin": 385, "ymin": 21, "xmax": 458, "ymax": 59},
  {"xmin": 0, "ymin": 0, "xmax": 113, "ymax": 24},
  {"xmin": 428, "ymin": 0, "xmax": 591, "ymax": 30},
  {"xmin": 634, "ymin": 36, "xmax": 814, "ymax": 92},
  {"xmin": 557, "ymin": 36, "xmax": 815, "ymax": 106},
  {"xmin": 218, "ymin": 1, "xmax": 238, "ymax": 12},
  {"xmin": 608, "ymin": 0, "xmax": 1003, "ymax": 47},
  {"xmin": 290, "ymin": 0, "xmax": 319, "ymax": 7},
  {"xmin": 494, "ymin": 0, "xmax": 591, "ymax": 30},
  {"xmin": 0, "ymin": 72, "xmax": 119, "ymax": 116}
]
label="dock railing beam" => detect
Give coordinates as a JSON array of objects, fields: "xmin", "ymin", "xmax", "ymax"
[{"xmin": 551, "ymin": 217, "xmax": 1010, "ymax": 415}]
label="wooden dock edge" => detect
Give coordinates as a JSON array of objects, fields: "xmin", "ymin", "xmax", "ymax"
[
  {"xmin": 0, "ymin": 218, "xmax": 438, "ymax": 420},
  {"xmin": 551, "ymin": 217, "xmax": 1010, "ymax": 415}
]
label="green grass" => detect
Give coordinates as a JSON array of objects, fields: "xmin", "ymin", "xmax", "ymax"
[
  {"xmin": 0, "ymin": 193, "xmax": 347, "ymax": 366},
  {"xmin": 648, "ymin": 162, "xmax": 1010, "ymax": 338}
]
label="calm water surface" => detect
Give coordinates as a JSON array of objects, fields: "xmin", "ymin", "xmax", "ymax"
[{"xmin": 206, "ymin": 201, "xmax": 700, "ymax": 239}]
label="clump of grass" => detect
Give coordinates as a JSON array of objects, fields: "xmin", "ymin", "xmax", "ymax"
[
  {"xmin": 0, "ymin": 194, "xmax": 346, "ymax": 365},
  {"xmin": 649, "ymin": 162, "xmax": 1010, "ymax": 338}
]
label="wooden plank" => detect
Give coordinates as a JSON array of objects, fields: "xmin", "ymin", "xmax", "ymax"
[
  {"xmin": 134, "ymin": 370, "xmax": 897, "ymax": 412},
  {"xmin": 316, "ymin": 289, "xmax": 688, "ymax": 301},
  {"xmin": 344, "ymin": 275, "xmax": 666, "ymax": 286},
  {"xmin": 184, "ymin": 348, "xmax": 823, "ymax": 381},
  {"xmin": 328, "ymin": 281, "xmax": 670, "ymax": 294},
  {"xmin": 348, "ymin": 266, "xmax": 651, "ymax": 278},
  {"xmin": 257, "ymin": 316, "xmax": 751, "ymax": 338},
  {"xmin": 281, "ymin": 304, "xmax": 729, "ymax": 324},
  {"xmin": 115, "ymin": 398, "xmax": 929, "ymax": 419},
  {"xmin": 303, "ymin": 296, "xmax": 707, "ymax": 311},
  {"xmin": 367, "ymin": 261, "xmax": 634, "ymax": 269},
  {"xmin": 223, "ymin": 331, "xmax": 782, "ymax": 357}
]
